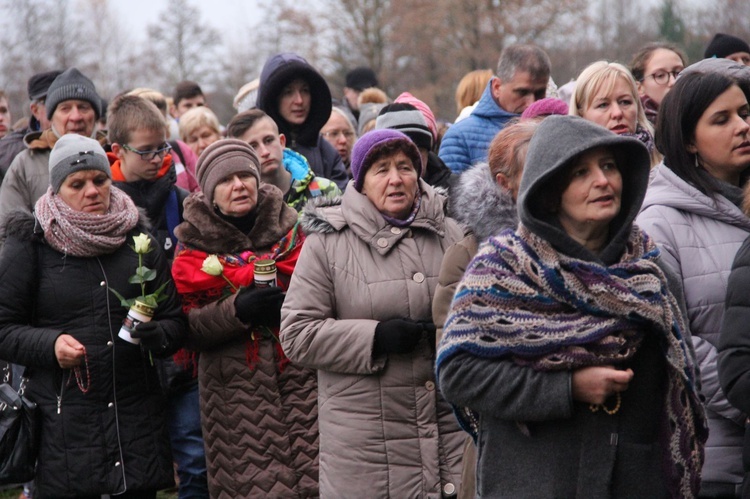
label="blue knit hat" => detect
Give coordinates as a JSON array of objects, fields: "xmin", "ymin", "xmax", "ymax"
[{"xmin": 350, "ymin": 129, "xmax": 422, "ymax": 192}]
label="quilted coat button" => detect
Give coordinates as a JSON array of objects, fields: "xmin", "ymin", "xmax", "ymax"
[
  {"xmin": 115, "ymin": 461, "xmax": 121, "ymax": 467},
  {"xmin": 377, "ymin": 237, "xmax": 388, "ymax": 248},
  {"xmin": 99, "ymin": 281, "xmax": 105, "ymax": 287},
  {"xmin": 425, "ymin": 381, "xmax": 435, "ymax": 391},
  {"xmin": 108, "ymin": 402, "xmax": 114, "ymax": 408},
  {"xmin": 413, "ymin": 272, "xmax": 425, "ymax": 283},
  {"xmin": 443, "ymin": 482, "xmax": 456, "ymax": 496},
  {"xmin": 390, "ymin": 227, "xmax": 401, "ymax": 235},
  {"xmin": 106, "ymin": 341, "xmax": 113, "ymax": 347}
]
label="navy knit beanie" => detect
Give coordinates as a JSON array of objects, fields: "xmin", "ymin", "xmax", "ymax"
[
  {"xmin": 704, "ymin": 33, "xmax": 750, "ymax": 59},
  {"xmin": 46, "ymin": 68, "xmax": 102, "ymax": 120}
]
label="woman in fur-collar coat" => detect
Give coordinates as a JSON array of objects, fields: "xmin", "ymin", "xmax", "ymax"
[{"xmin": 170, "ymin": 139, "xmax": 317, "ymax": 498}]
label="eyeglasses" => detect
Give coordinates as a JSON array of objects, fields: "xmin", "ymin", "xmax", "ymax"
[
  {"xmin": 643, "ymin": 70, "xmax": 681, "ymax": 86},
  {"xmin": 321, "ymin": 130, "xmax": 355, "ymax": 140},
  {"xmin": 122, "ymin": 143, "xmax": 172, "ymax": 161}
]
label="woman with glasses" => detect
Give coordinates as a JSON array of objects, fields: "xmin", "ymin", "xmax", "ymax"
[
  {"xmin": 570, "ymin": 60, "xmax": 661, "ymax": 168},
  {"xmin": 320, "ymin": 106, "xmax": 357, "ymax": 176},
  {"xmin": 631, "ymin": 42, "xmax": 688, "ymax": 125}
]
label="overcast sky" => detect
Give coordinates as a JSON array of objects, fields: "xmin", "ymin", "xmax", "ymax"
[{"xmin": 117, "ymin": 0, "xmax": 261, "ymax": 42}]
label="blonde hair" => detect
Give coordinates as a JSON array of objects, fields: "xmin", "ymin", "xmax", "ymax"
[
  {"xmin": 357, "ymin": 87, "xmax": 390, "ymax": 107},
  {"xmin": 455, "ymin": 69, "xmax": 493, "ymax": 114},
  {"xmin": 127, "ymin": 88, "xmax": 168, "ymax": 118},
  {"xmin": 570, "ymin": 61, "xmax": 660, "ymax": 166},
  {"xmin": 178, "ymin": 106, "xmax": 221, "ymax": 142}
]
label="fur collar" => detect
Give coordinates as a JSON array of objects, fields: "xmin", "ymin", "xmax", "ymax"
[
  {"xmin": 449, "ymin": 162, "xmax": 518, "ymax": 242},
  {"xmin": 176, "ymin": 183, "xmax": 298, "ymax": 253}
]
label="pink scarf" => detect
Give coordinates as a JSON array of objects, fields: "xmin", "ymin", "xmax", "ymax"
[{"xmin": 35, "ymin": 186, "xmax": 140, "ymax": 257}]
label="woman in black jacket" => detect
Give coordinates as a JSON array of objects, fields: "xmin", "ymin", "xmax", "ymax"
[{"xmin": 0, "ymin": 134, "xmax": 186, "ymax": 498}]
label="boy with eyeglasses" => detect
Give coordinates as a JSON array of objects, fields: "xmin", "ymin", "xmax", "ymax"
[
  {"xmin": 226, "ymin": 109, "xmax": 340, "ymax": 212},
  {"xmin": 107, "ymin": 93, "xmax": 210, "ymax": 499}
]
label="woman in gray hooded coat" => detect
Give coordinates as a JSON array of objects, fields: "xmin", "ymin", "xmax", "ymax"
[{"xmin": 438, "ymin": 115, "xmax": 706, "ymax": 498}]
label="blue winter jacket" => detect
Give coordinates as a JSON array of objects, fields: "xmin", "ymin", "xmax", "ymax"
[{"xmin": 438, "ymin": 79, "xmax": 517, "ymax": 174}]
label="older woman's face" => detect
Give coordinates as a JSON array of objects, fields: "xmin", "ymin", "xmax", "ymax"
[
  {"xmin": 582, "ymin": 77, "xmax": 637, "ymax": 135},
  {"xmin": 186, "ymin": 125, "xmax": 221, "ymax": 157},
  {"xmin": 58, "ymin": 170, "xmax": 111, "ymax": 215},
  {"xmin": 362, "ymin": 150, "xmax": 419, "ymax": 219},
  {"xmin": 689, "ymin": 84, "xmax": 750, "ymax": 185},
  {"xmin": 558, "ymin": 147, "xmax": 622, "ymax": 243},
  {"xmin": 213, "ymin": 173, "xmax": 258, "ymax": 217},
  {"xmin": 321, "ymin": 112, "xmax": 355, "ymax": 163}
]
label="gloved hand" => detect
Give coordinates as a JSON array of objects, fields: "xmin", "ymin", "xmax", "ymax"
[
  {"xmin": 373, "ymin": 319, "xmax": 431, "ymax": 356},
  {"xmin": 234, "ymin": 286, "xmax": 285, "ymax": 327},
  {"xmin": 131, "ymin": 321, "xmax": 168, "ymax": 354}
]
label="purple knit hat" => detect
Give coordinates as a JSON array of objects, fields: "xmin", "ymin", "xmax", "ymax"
[
  {"xmin": 350, "ymin": 129, "xmax": 422, "ymax": 192},
  {"xmin": 521, "ymin": 97, "xmax": 569, "ymax": 119}
]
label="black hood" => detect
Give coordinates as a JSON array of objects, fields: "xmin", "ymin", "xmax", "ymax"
[{"xmin": 257, "ymin": 53, "xmax": 332, "ymax": 148}]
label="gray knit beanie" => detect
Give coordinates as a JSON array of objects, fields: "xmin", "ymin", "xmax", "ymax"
[
  {"xmin": 375, "ymin": 104, "xmax": 433, "ymax": 151},
  {"xmin": 49, "ymin": 134, "xmax": 111, "ymax": 193},
  {"xmin": 196, "ymin": 139, "xmax": 262, "ymax": 206},
  {"xmin": 45, "ymin": 68, "xmax": 102, "ymax": 120}
]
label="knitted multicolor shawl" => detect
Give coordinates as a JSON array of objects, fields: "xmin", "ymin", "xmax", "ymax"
[{"xmin": 436, "ymin": 223, "xmax": 707, "ymax": 498}]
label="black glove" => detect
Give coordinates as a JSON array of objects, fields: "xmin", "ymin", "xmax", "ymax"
[
  {"xmin": 373, "ymin": 319, "xmax": 429, "ymax": 356},
  {"xmin": 234, "ymin": 286, "xmax": 285, "ymax": 327},
  {"xmin": 131, "ymin": 321, "xmax": 168, "ymax": 354}
]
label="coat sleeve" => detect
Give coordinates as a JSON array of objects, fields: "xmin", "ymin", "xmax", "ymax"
[
  {"xmin": 186, "ymin": 293, "xmax": 248, "ymax": 352},
  {"xmin": 439, "ymin": 351, "xmax": 573, "ymax": 421},
  {"xmin": 433, "ymin": 236, "xmax": 476, "ymax": 346},
  {"xmin": 719, "ymin": 237, "xmax": 750, "ymax": 416},
  {"xmin": 280, "ymin": 233, "xmax": 386, "ymax": 375},
  {"xmin": 146, "ymin": 238, "xmax": 187, "ymax": 357},
  {"xmin": 318, "ymin": 137, "xmax": 350, "ymax": 191},
  {"xmin": 438, "ymin": 125, "xmax": 472, "ymax": 174},
  {"xmin": 0, "ymin": 154, "xmax": 33, "ymax": 227},
  {"xmin": 0, "ymin": 236, "xmax": 62, "ymax": 367}
]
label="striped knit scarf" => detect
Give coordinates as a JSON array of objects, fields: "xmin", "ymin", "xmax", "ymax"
[
  {"xmin": 35, "ymin": 186, "xmax": 140, "ymax": 257},
  {"xmin": 436, "ymin": 223, "xmax": 707, "ymax": 498}
]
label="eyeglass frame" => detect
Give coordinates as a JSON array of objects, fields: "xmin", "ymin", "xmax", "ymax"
[
  {"xmin": 121, "ymin": 142, "xmax": 172, "ymax": 161},
  {"xmin": 641, "ymin": 70, "xmax": 681, "ymax": 86},
  {"xmin": 321, "ymin": 129, "xmax": 355, "ymax": 140}
]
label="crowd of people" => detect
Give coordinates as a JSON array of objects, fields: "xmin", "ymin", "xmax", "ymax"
[{"xmin": 0, "ymin": 29, "xmax": 749, "ymax": 499}]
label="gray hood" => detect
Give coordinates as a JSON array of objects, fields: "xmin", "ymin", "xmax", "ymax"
[{"xmin": 518, "ymin": 115, "xmax": 651, "ymax": 264}]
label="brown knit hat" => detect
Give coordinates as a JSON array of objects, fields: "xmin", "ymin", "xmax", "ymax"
[{"xmin": 196, "ymin": 138, "xmax": 261, "ymax": 206}]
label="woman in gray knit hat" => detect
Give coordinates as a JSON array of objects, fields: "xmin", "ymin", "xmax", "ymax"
[
  {"xmin": 0, "ymin": 133, "xmax": 186, "ymax": 498},
  {"xmin": 438, "ymin": 115, "xmax": 707, "ymax": 498},
  {"xmin": 170, "ymin": 139, "xmax": 317, "ymax": 498}
]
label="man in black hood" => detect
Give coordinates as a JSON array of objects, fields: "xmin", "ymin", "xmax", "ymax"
[{"xmin": 257, "ymin": 53, "xmax": 349, "ymax": 190}]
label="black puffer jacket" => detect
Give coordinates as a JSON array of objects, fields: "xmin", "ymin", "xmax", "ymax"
[{"xmin": 0, "ymin": 211, "xmax": 186, "ymax": 498}]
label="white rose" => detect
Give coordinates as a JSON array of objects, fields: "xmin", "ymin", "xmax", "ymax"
[
  {"xmin": 201, "ymin": 254, "xmax": 224, "ymax": 276},
  {"xmin": 132, "ymin": 233, "xmax": 151, "ymax": 254}
]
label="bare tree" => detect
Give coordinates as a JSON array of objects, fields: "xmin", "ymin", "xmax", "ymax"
[{"xmin": 145, "ymin": 0, "xmax": 221, "ymax": 88}]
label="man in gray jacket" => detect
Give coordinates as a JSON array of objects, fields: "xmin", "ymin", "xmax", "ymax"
[{"xmin": 0, "ymin": 68, "xmax": 102, "ymax": 226}]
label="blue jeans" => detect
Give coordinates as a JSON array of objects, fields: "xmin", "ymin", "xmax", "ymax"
[{"xmin": 168, "ymin": 383, "xmax": 209, "ymax": 499}]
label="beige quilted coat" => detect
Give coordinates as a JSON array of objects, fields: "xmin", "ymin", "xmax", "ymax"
[{"xmin": 281, "ymin": 182, "xmax": 466, "ymax": 498}]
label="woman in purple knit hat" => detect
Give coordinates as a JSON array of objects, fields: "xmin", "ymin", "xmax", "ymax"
[{"xmin": 281, "ymin": 129, "xmax": 467, "ymax": 498}]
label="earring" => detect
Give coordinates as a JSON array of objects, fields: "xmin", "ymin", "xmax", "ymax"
[{"xmin": 694, "ymin": 153, "xmax": 700, "ymax": 168}]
